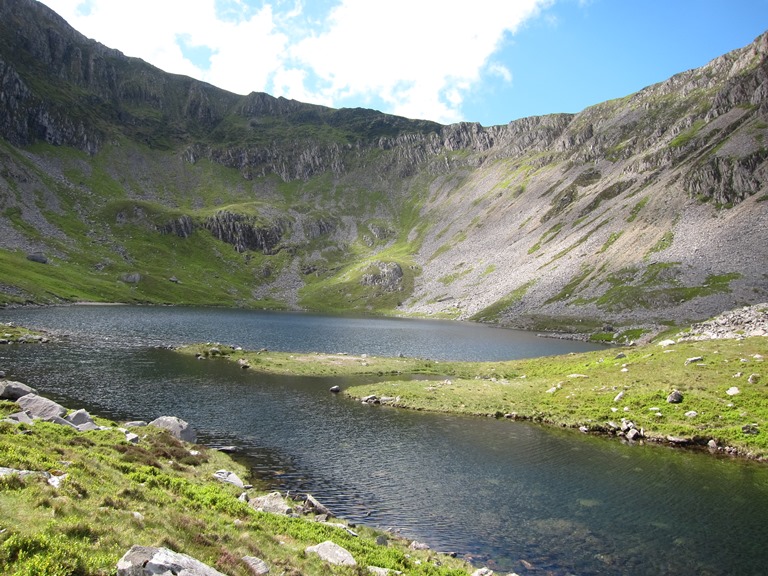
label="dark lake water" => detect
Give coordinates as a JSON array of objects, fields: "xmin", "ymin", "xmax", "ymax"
[{"xmin": 2, "ymin": 305, "xmax": 768, "ymax": 575}]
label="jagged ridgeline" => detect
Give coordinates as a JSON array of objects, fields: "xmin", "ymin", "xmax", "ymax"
[{"xmin": 1, "ymin": 0, "xmax": 767, "ymax": 333}]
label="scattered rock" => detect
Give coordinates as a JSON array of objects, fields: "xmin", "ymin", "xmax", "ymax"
[
  {"xmin": 742, "ymin": 424, "xmax": 760, "ymax": 435},
  {"xmin": 26, "ymin": 252, "xmax": 47, "ymax": 264},
  {"xmin": 657, "ymin": 339, "xmax": 676, "ymax": 347},
  {"xmin": 748, "ymin": 374, "xmax": 760, "ymax": 384},
  {"xmin": 148, "ymin": 416, "xmax": 197, "ymax": 443},
  {"xmin": 626, "ymin": 428, "xmax": 643, "ymax": 441},
  {"xmin": 213, "ymin": 469, "xmax": 245, "ymax": 489},
  {"xmin": 471, "ymin": 569, "xmax": 495, "ymax": 576},
  {"xmin": 685, "ymin": 410, "xmax": 698, "ymax": 418},
  {"xmin": 242, "ymin": 556, "xmax": 270, "ymax": 575},
  {"xmin": 3, "ymin": 411, "xmax": 34, "ymax": 424},
  {"xmin": 409, "ymin": 541, "xmax": 430, "ymax": 551},
  {"xmin": 726, "ymin": 386, "xmax": 741, "ymax": 396},
  {"xmin": 305, "ymin": 493, "xmax": 332, "ymax": 516},
  {"xmin": 305, "ymin": 541, "xmax": 356, "ymax": 566},
  {"xmin": 124, "ymin": 421, "xmax": 148, "ymax": 427},
  {"xmin": 16, "ymin": 393, "xmax": 66, "ymax": 420},
  {"xmin": 684, "ymin": 356, "xmax": 704, "ymax": 365},
  {"xmin": 248, "ymin": 491, "xmax": 293, "ymax": 515},
  {"xmin": 666, "ymin": 390, "xmax": 683, "ymax": 404},
  {"xmin": 614, "ymin": 352, "xmax": 627, "ymax": 359},
  {"xmin": 117, "ymin": 545, "xmax": 226, "ymax": 575},
  {"xmin": 0, "ymin": 380, "xmax": 38, "ymax": 400},
  {"xmin": 120, "ymin": 272, "xmax": 142, "ymax": 284},
  {"xmin": 329, "ymin": 385, "xmax": 340, "ymax": 393},
  {"xmin": 666, "ymin": 435, "xmax": 689, "ymax": 444},
  {"xmin": 66, "ymin": 408, "xmax": 95, "ymax": 427},
  {"xmin": 613, "ymin": 391, "xmax": 624, "ymax": 402},
  {"xmin": 368, "ymin": 567, "xmax": 403, "ymax": 575}
]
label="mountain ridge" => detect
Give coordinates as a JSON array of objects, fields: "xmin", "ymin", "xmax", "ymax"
[{"xmin": 1, "ymin": 0, "xmax": 767, "ymax": 340}]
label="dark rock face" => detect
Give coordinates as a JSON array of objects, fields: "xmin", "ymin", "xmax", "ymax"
[{"xmin": 202, "ymin": 211, "xmax": 289, "ymax": 254}]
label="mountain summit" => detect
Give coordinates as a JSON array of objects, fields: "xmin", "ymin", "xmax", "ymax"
[{"xmin": 1, "ymin": 0, "xmax": 767, "ymax": 337}]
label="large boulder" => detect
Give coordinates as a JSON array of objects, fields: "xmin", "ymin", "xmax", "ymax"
[
  {"xmin": 117, "ymin": 545, "xmax": 226, "ymax": 575},
  {"xmin": 148, "ymin": 416, "xmax": 197, "ymax": 443},
  {"xmin": 248, "ymin": 491, "xmax": 293, "ymax": 515},
  {"xmin": 16, "ymin": 394, "xmax": 66, "ymax": 420},
  {"xmin": 305, "ymin": 541, "xmax": 356, "ymax": 566},
  {"xmin": 0, "ymin": 380, "xmax": 38, "ymax": 400}
]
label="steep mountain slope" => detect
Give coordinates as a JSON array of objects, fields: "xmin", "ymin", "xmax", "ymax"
[{"xmin": 1, "ymin": 0, "xmax": 767, "ymax": 337}]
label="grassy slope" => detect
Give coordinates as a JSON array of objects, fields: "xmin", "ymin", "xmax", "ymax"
[
  {"xmin": 0, "ymin": 408, "xmax": 474, "ymax": 575},
  {"xmin": 179, "ymin": 336, "xmax": 768, "ymax": 458}
]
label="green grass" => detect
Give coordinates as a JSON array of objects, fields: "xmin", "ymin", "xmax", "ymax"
[
  {"xmin": 0, "ymin": 405, "xmax": 474, "ymax": 575},
  {"xmin": 669, "ymin": 119, "xmax": 706, "ymax": 148},
  {"xmin": 598, "ymin": 231, "xmax": 623, "ymax": 253}
]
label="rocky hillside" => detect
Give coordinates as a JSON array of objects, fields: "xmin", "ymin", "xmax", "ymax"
[{"xmin": 1, "ymin": 0, "xmax": 767, "ymax": 336}]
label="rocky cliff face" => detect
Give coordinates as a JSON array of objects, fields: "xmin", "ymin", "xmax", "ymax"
[{"xmin": 0, "ymin": 0, "xmax": 766, "ymax": 333}]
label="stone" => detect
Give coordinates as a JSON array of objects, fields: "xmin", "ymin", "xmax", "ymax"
[
  {"xmin": 409, "ymin": 541, "xmax": 430, "ymax": 550},
  {"xmin": 685, "ymin": 356, "xmax": 704, "ymax": 365},
  {"xmin": 657, "ymin": 339, "xmax": 676, "ymax": 347},
  {"xmin": 26, "ymin": 252, "xmax": 48, "ymax": 264},
  {"xmin": 148, "ymin": 416, "xmax": 197, "ymax": 443},
  {"xmin": 471, "ymin": 569, "xmax": 495, "ymax": 576},
  {"xmin": 242, "ymin": 556, "xmax": 270, "ymax": 575},
  {"xmin": 305, "ymin": 493, "xmax": 332, "ymax": 516},
  {"xmin": 305, "ymin": 541, "xmax": 356, "ymax": 566},
  {"xmin": 117, "ymin": 545, "xmax": 227, "ymax": 575},
  {"xmin": 120, "ymin": 272, "xmax": 142, "ymax": 284},
  {"xmin": 66, "ymin": 408, "xmax": 95, "ymax": 427},
  {"xmin": 626, "ymin": 428, "xmax": 642, "ymax": 441},
  {"xmin": 46, "ymin": 415, "xmax": 79, "ymax": 429},
  {"xmin": 124, "ymin": 421, "xmax": 148, "ymax": 427},
  {"xmin": 125, "ymin": 432, "xmax": 140, "ymax": 444},
  {"xmin": 48, "ymin": 473, "xmax": 67, "ymax": 488},
  {"xmin": 685, "ymin": 410, "xmax": 698, "ymax": 418},
  {"xmin": 4, "ymin": 410, "xmax": 34, "ymax": 424},
  {"xmin": 329, "ymin": 385, "xmax": 340, "ymax": 393},
  {"xmin": 726, "ymin": 386, "xmax": 741, "ymax": 396},
  {"xmin": 613, "ymin": 391, "xmax": 624, "ymax": 402},
  {"xmin": 16, "ymin": 394, "xmax": 66, "ymax": 420},
  {"xmin": 666, "ymin": 390, "xmax": 683, "ymax": 403},
  {"xmin": 0, "ymin": 380, "xmax": 38, "ymax": 400},
  {"xmin": 748, "ymin": 373, "xmax": 760, "ymax": 384},
  {"xmin": 248, "ymin": 491, "xmax": 293, "ymax": 515},
  {"xmin": 213, "ymin": 469, "xmax": 245, "ymax": 489},
  {"xmin": 369, "ymin": 567, "xmax": 403, "ymax": 575}
]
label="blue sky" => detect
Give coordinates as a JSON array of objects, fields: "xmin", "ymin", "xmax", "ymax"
[{"xmin": 39, "ymin": 0, "xmax": 768, "ymax": 126}]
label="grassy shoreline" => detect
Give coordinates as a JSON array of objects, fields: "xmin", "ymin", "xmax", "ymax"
[
  {"xmin": 179, "ymin": 336, "xmax": 768, "ymax": 459},
  {"xmin": 0, "ymin": 404, "xmax": 477, "ymax": 575}
]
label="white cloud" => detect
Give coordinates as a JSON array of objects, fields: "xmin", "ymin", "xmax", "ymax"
[{"xmin": 38, "ymin": 0, "xmax": 552, "ymax": 123}]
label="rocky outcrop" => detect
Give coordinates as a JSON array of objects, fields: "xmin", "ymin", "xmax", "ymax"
[
  {"xmin": 361, "ymin": 262, "xmax": 403, "ymax": 292},
  {"xmin": 203, "ymin": 211, "xmax": 289, "ymax": 254},
  {"xmin": 0, "ymin": 380, "xmax": 38, "ymax": 400}
]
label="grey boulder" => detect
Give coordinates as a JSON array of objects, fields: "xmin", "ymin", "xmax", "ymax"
[
  {"xmin": 242, "ymin": 556, "xmax": 270, "ymax": 575},
  {"xmin": 148, "ymin": 416, "xmax": 197, "ymax": 443},
  {"xmin": 248, "ymin": 492, "xmax": 293, "ymax": 515},
  {"xmin": 117, "ymin": 545, "xmax": 226, "ymax": 575},
  {"xmin": 16, "ymin": 394, "xmax": 66, "ymax": 420},
  {"xmin": 0, "ymin": 380, "xmax": 38, "ymax": 400},
  {"xmin": 305, "ymin": 541, "xmax": 356, "ymax": 566}
]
